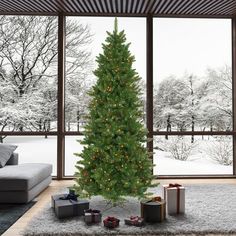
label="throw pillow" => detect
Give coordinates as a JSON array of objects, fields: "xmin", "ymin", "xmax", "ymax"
[{"xmin": 0, "ymin": 143, "xmax": 17, "ymax": 168}]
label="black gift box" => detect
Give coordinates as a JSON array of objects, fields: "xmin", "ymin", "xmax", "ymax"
[
  {"xmin": 140, "ymin": 198, "xmax": 166, "ymax": 223},
  {"xmin": 51, "ymin": 194, "xmax": 89, "ymax": 219}
]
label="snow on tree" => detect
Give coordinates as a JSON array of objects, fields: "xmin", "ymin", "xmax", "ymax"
[
  {"xmin": 0, "ymin": 16, "xmax": 92, "ymax": 135},
  {"xmin": 65, "ymin": 76, "xmax": 93, "ymax": 132},
  {"xmin": 153, "ymin": 76, "xmax": 191, "ymax": 134},
  {"xmin": 154, "ymin": 66, "xmax": 232, "ymax": 135},
  {"xmin": 198, "ymin": 66, "xmax": 232, "ymax": 131}
]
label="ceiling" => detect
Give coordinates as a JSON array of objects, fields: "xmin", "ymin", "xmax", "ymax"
[{"xmin": 0, "ymin": 0, "xmax": 236, "ymax": 17}]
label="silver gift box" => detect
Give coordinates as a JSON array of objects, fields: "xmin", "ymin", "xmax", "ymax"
[{"xmin": 84, "ymin": 209, "xmax": 102, "ymax": 223}]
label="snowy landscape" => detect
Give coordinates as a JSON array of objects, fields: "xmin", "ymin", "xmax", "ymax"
[
  {"xmin": 4, "ymin": 135, "xmax": 232, "ymax": 176},
  {"xmin": 0, "ymin": 16, "xmax": 233, "ymax": 176}
]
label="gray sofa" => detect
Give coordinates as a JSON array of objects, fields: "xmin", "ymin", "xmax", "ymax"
[{"xmin": 0, "ymin": 153, "xmax": 52, "ymax": 203}]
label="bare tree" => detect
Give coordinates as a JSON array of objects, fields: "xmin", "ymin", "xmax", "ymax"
[{"xmin": 0, "ymin": 16, "xmax": 92, "ymax": 137}]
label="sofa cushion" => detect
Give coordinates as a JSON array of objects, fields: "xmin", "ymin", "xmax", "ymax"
[
  {"xmin": 0, "ymin": 176, "xmax": 52, "ymax": 203},
  {"xmin": 0, "ymin": 163, "xmax": 52, "ymax": 191},
  {"xmin": 0, "ymin": 143, "xmax": 17, "ymax": 168},
  {"xmin": 6, "ymin": 153, "xmax": 19, "ymax": 166}
]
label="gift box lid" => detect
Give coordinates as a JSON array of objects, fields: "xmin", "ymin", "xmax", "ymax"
[
  {"xmin": 141, "ymin": 199, "xmax": 166, "ymax": 206},
  {"xmin": 163, "ymin": 184, "xmax": 185, "ymax": 190},
  {"xmin": 55, "ymin": 199, "xmax": 89, "ymax": 208},
  {"xmin": 52, "ymin": 194, "xmax": 67, "ymax": 201}
]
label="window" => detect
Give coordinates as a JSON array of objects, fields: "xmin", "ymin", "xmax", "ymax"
[
  {"xmin": 65, "ymin": 136, "xmax": 83, "ymax": 176},
  {"xmin": 0, "ymin": 15, "xmax": 234, "ymax": 178},
  {"xmin": 153, "ymin": 18, "xmax": 232, "ymax": 175},
  {"xmin": 64, "ymin": 17, "xmax": 146, "ymax": 176}
]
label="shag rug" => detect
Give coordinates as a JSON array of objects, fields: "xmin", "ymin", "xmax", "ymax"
[
  {"xmin": 0, "ymin": 201, "xmax": 36, "ymax": 235},
  {"xmin": 23, "ymin": 184, "xmax": 236, "ymax": 235}
]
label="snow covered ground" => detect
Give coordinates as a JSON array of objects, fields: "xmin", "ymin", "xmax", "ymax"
[
  {"xmin": 4, "ymin": 136, "xmax": 232, "ymax": 176},
  {"xmin": 153, "ymin": 151, "xmax": 232, "ymax": 175}
]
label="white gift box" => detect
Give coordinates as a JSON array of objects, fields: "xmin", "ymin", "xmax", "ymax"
[{"xmin": 162, "ymin": 184, "xmax": 185, "ymax": 215}]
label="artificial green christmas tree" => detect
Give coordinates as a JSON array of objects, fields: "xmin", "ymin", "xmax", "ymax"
[{"xmin": 74, "ymin": 18, "xmax": 155, "ymax": 203}]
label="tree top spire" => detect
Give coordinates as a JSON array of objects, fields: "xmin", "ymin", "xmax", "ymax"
[{"xmin": 114, "ymin": 17, "xmax": 118, "ymax": 33}]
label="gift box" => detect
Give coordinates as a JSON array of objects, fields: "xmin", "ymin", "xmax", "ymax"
[
  {"xmin": 124, "ymin": 216, "xmax": 145, "ymax": 227},
  {"xmin": 84, "ymin": 209, "xmax": 102, "ymax": 224},
  {"xmin": 51, "ymin": 194, "xmax": 89, "ymax": 219},
  {"xmin": 103, "ymin": 216, "xmax": 120, "ymax": 229},
  {"xmin": 162, "ymin": 183, "xmax": 185, "ymax": 215},
  {"xmin": 140, "ymin": 196, "xmax": 166, "ymax": 223}
]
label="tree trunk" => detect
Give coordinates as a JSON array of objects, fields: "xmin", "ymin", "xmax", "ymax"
[
  {"xmin": 47, "ymin": 119, "xmax": 51, "ymax": 131},
  {"xmin": 180, "ymin": 121, "xmax": 185, "ymax": 132},
  {"xmin": 43, "ymin": 120, "xmax": 48, "ymax": 138},
  {"xmin": 191, "ymin": 115, "xmax": 194, "ymax": 143},
  {"xmin": 166, "ymin": 115, "xmax": 171, "ymax": 140},
  {"xmin": 0, "ymin": 136, "xmax": 3, "ymax": 143},
  {"xmin": 202, "ymin": 127, "xmax": 205, "ymax": 140},
  {"xmin": 189, "ymin": 75, "xmax": 195, "ymax": 144},
  {"xmin": 39, "ymin": 119, "xmax": 42, "ymax": 131}
]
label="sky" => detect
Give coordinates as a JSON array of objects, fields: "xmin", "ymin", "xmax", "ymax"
[
  {"xmin": 69, "ymin": 17, "xmax": 146, "ymax": 82},
  {"xmin": 69, "ymin": 17, "xmax": 232, "ymax": 84}
]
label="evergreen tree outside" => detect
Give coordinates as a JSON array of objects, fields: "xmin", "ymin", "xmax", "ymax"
[{"xmin": 74, "ymin": 19, "xmax": 155, "ymax": 203}]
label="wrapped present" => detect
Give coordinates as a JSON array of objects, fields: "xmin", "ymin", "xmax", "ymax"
[
  {"xmin": 140, "ymin": 196, "xmax": 166, "ymax": 223},
  {"xmin": 162, "ymin": 183, "xmax": 185, "ymax": 215},
  {"xmin": 59, "ymin": 189, "xmax": 78, "ymax": 201},
  {"xmin": 124, "ymin": 216, "xmax": 145, "ymax": 227},
  {"xmin": 103, "ymin": 216, "xmax": 120, "ymax": 229},
  {"xmin": 51, "ymin": 194, "xmax": 89, "ymax": 219},
  {"xmin": 84, "ymin": 209, "xmax": 102, "ymax": 224}
]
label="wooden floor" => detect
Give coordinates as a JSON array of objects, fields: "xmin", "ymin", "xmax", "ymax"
[{"xmin": 2, "ymin": 179, "xmax": 236, "ymax": 236}]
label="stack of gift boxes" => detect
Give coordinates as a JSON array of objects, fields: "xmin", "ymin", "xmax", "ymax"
[{"xmin": 51, "ymin": 183, "xmax": 185, "ymax": 228}]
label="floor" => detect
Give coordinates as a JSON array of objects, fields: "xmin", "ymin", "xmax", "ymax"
[{"xmin": 2, "ymin": 179, "xmax": 236, "ymax": 236}]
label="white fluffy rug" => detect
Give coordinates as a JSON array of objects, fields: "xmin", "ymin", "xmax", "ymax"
[{"xmin": 23, "ymin": 184, "xmax": 236, "ymax": 235}]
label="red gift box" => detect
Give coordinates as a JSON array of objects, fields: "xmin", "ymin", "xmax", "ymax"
[
  {"xmin": 124, "ymin": 216, "xmax": 145, "ymax": 227},
  {"xmin": 103, "ymin": 216, "xmax": 120, "ymax": 229}
]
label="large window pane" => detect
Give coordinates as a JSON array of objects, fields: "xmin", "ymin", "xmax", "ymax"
[
  {"xmin": 153, "ymin": 135, "xmax": 233, "ymax": 175},
  {"xmin": 4, "ymin": 136, "xmax": 57, "ymax": 175},
  {"xmin": 65, "ymin": 17, "xmax": 146, "ymax": 131},
  {"xmin": 0, "ymin": 16, "xmax": 58, "ymax": 132},
  {"xmin": 153, "ymin": 19, "xmax": 232, "ymax": 132},
  {"xmin": 65, "ymin": 136, "xmax": 83, "ymax": 176}
]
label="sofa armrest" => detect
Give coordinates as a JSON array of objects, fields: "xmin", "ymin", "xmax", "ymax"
[{"xmin": 6, "ymin": 153, "xmax": 19, "ymax": 165}]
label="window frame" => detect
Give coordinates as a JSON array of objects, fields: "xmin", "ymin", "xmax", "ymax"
[{"xmin": 0, "ymin": 14, "xmax": 235, "ymax": 179}]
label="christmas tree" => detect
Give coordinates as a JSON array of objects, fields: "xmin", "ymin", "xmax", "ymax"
[{"xmin": 74, "ymin": 18, "xmax": 155, "ymax": 203}]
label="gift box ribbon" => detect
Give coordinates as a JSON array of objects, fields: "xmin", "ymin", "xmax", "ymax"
[
  {"xmin": 69, "ymin": 199, "xmax": 79, "ymax": 216},
  {"xmin": 59, "ymin": 193, "xmax": 78, "ymax": 201},
  {"xmin": 103, "ymin": 216, "xmax": 119, "ymax": 227},
  {"xmin": 85, "ymin": 209, "xmax": 101, "ymax": 222},
  {"xmin": 130, "ymin": 216, "xmax": 143, "ymax": 223},
  {"xmin": 164, "ymin": 183, "xmax": 182, "ymax": 214},
  {"xmin": 57, "ymin": 194, "xmax": 79, "ymax": 216},
  {"xmin": 146, "ymin": 196, "xmax": 162, "ymax": 203}
]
